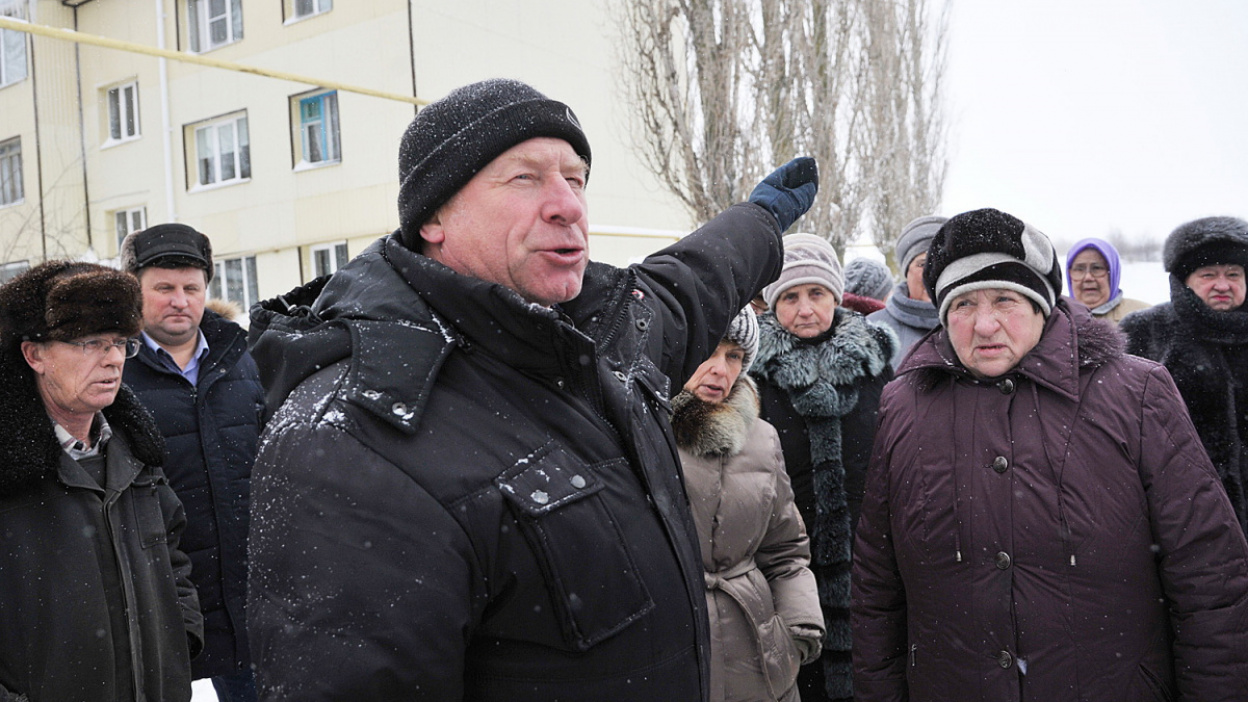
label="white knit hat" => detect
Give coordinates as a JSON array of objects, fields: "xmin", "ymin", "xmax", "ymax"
[
  {"xmin": 762, "ymin": 233, "xmax": 844, "ymax": 309},
  {"xmin": 723, "ymin": 306, "xmax": 759, "ymax": 372}
]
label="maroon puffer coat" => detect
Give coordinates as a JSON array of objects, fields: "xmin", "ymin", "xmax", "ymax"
[{"xmin": 852, "ymin": 301, "xmax": 1248, "ymax": 701}]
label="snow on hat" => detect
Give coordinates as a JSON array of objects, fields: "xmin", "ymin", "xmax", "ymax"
[
  {"xmin": 1163, "ymin": 216, "xmax": 1248, "ymax": 280},
  {"xmin": 0, "ymin": 260, "xmax": 142, "ymax": 348},
  {"xmin": 762, "ymin": 233, "xmax": 844, "ymax": 310},
  {"xmin": 895, "ymin": 215, "xmax": 947, "ymax": 275},
  {"xmin": 923, "ymin": 208, "xmax": 1062, "ymax": 324},
  {"xmin": 844, "ymin": 258, "xmax": 893, "ymax": 302},
  {"xmin": 723, "ymin": 306, "xmax": 760, "ymax": 372},
  {"xmin": 397, "ymin": 78, "xmax": 592, "ymax": 250}
]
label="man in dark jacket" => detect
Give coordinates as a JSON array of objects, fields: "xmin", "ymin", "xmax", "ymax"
[
  {"xmin": 0, "ymin": 261, "xmax": 203, "ymax": 702},
  {"xmin": 853, "ymin": 209, "xmax": 1248, "ymax": 701},
  {"xmin": 245, "ymin": 78, "xmax": 817, "ymax": 701},
  {"xmin": 1121, "ymin": 216, "xmax": 1248, "ymax": 535},
  {"xmin": 121, "ymin": 224, "xmax": 265, "ymax": 702}
]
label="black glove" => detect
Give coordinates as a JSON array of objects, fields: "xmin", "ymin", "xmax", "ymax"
[{"xmin": 748, "ymin": 157, "xmax": 819, "ymax": 233}]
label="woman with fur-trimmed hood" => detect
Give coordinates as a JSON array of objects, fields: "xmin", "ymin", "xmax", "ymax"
[
  {"xmin": 674, "ymin": 307, "xmax": 825, "ymax": 702},
  {"xmin": 749, "ymin": 234, "xmax": 897, "ymax": 702}
]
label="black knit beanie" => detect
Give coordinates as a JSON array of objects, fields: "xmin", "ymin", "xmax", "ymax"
[
  {"xmin": 397, "ymin": 78, "xmax": 592, "ymax": 250},
  {"xmin": 923, "ymin": 208, "xmax": 1062, "ymax": 323}
]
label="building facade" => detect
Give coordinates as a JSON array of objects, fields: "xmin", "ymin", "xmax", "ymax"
[{"xmin": 0, "ymin": 0, "xmax": 688, "ymax": 309}]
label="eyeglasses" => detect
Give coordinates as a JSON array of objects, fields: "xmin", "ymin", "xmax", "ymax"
[
  {"xmin": 60, "ymin": 337, "xmax": 142, "ymax": 359},
  {"xmin": 1070, "ymin": 263, "xmax": 1109, "ymax": 279}
]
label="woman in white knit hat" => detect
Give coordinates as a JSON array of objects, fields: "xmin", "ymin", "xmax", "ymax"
[
  {"xmin": 674, "ymin": 306, "xmax": 824, "ymax": 702},
  {"xmin": 749, "ymin": 233, "xmax": 896, "ymax": 702}
]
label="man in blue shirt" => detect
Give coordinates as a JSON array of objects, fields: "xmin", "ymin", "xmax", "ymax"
[{"xmin": 121, "ymin": 224, "xmax": 266, "ymax": 702}]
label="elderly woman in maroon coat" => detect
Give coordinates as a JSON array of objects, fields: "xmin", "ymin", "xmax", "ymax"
[{"xmin": 852, "ymin": 208, "xmax": 1248, "ymax": 701}]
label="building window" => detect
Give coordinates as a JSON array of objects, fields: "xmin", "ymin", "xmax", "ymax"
[
  {"xmin": 114, "ymin": 206, "xmax": 147, "ymax": 250},
  {"xmin": 210, "ymin": 255, "xmax": 258, "ymax": 310},
  {"xmin": 0, "ymin": 260, "xmax": 28, "ymax": 283},
  {"xmin": 0, "ymin": 137, "xmax": 22, "ymax": 206},
  {"xmin": 286, "ymin": 0, "xmax": 331, "ymax": 22},
  {"xmin": 106, "ymin": 81, "xmax": 140, "ymax": 142},
  {"xmin": 294, "ymin": 90, "xmax": 340, "ymax": 167},
  {"xmin": 311, "ymin": 242, "xmax": 348, "ymax": 277},
  {"xmin": 191, "ymin": 113, "xmax": 250, "ymax": 188},
  {"xmin": 188, "ymin": 0, "xmax": 243, "ymax": 53},
  {"xmin": 0, "ymin": 1, "xmax": 27, "ymax": 88}
]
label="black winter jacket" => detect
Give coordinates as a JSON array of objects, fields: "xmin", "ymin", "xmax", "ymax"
[
  {"xmin": 0, "ymin": 351, "xmax": 203, "ymax": 702},
  {"xmin": 245, "ymin": 203, "xmax": 783, "ymax": 701},
  {"xmin": 123, "ymin": 309, "xmax": 265, "ymax": 678}
]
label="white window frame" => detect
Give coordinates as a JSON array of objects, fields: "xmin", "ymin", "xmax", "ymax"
[
  {"xmin": 286, "ymin": 0, "xmax": 331, "ymax": 23},
  {"xmin": 0, "ymin": 137, "xmax": 22, "ymax": 207},
  {"xmin": 0, "ymin": 260, "xmax": 28, "ymax": 283},
  {"xmin": 311, "ymin": 242, "xmax": 348, "ymax": 277},
  {"xmin": 293, "ymin": 90, "xmax": 340, "ymax": 168},
  {"xmin": 105, "ymin": 81, "xmax": 141, "ymax": 144},
  {"xmin": 190, "ymin": 112, "xmax": 250, "ymax": 190},
  {"xmin": 210, "ymin": 255, "xmax": 259, "ymax": 310},
  {"xmin": 0, "ymin": 1, "xmax": 28, "ymax": 88},
  {"xmin": 114, "ymin": 206, "xmax": 147, "ymax": 251},
  {"xmin": 188, "ymin": 0, "xmax": 243, "ymax": 53}
]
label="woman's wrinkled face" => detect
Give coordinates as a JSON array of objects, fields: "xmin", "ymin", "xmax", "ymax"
[
  {"xmin": 683, "ymin": 341, "xmax": 745, "ymax": 404},
  {"xmin": 946, "ymin": 288, "xmax": 1045, "ymax": 379},
  {"xmin": 1069, "ymin": 249, "xmax": 1110, "ymax": 308},
  {"xmin": 775, "ymin": 283, "xmax": 837, "ymax": 338},
  {"xmin": 1186, "ymin": 264, "xmax": 1246, "ymax": 311}
]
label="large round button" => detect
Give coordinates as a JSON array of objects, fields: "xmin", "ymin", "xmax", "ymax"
[
  {"xmin": 995, "ymin": 551, "xmax": 1012, "ymax": 570},
  {"xmin": 998, "ymin": 378, "xmax": 1016, "ymax": 394},
  {"xmin": 997, "ymin": 650, "xmax": 1013, "ymax": 669},
  {"xmin": 992, "ymin": 456, "xmax": 1009, "ymax": 474}
]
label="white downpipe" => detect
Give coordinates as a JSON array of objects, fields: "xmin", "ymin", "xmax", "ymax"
[{"xmin": 155, "ymin": 0, "xmax": 176, "ymax": 222}]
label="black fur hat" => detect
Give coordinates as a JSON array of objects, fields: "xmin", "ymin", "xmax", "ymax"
[
  {"xmin": 396, "ymin": 78, "xmax": 592, "ymax": 250},
  {"xmin": 1163, "ymin": 216, "xmax": 1248, "ymax": 279},
  {"xmin": 923, "ymin": 208, "xmax": 1062, "ymax": 323},
  {"xmin": 0, "ymin": 261, "xmax": 142, "ymax": 348}
]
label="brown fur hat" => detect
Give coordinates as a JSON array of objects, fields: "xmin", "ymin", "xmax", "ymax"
[{"xmin": 0, "ymin": 261, "xmax": 142, "ymax": 348}]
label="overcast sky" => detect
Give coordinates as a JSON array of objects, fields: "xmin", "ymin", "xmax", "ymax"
[{"xmin": 940, "ymin": 0, "xmax": 1248, "ymax": 250}]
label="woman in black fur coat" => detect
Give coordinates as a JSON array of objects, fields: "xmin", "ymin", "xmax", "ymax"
[{"xmin": 750, "ymin": 234, "xmax": 895, "ymax": 702}]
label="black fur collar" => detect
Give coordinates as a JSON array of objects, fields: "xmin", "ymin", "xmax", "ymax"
[{"xmin": 0, "ymin": 348, "xmax": 165, "ymax": 498}]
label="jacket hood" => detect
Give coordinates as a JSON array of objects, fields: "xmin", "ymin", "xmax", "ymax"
[
  {"xmin": 901, "ymin": 299, "xmax": 1126, "ymax": 400},
  {"xmin": 671, "ymin": 375, "xmax": 760, "ymax": 458},
  {"xmin": 0, "ymin": 346, "xmax": 165, "ymax": 497}
]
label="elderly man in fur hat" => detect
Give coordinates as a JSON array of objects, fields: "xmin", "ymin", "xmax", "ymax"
[
  {"xmin": 0, "ymin": 261, "xmax": 203, "ymax": 702},
  {"xmin": 245, "ymin": 78, "xmax": 818, "ymax": 701},
  {"xmin": 1122, "ymin": 216, "xmax": 1248, "ymax": 536}
]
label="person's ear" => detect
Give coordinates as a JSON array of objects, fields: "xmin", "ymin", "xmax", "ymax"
[
  {"xmin": 420, "ymin": 213, "xmax": 445, "ymax": 247},
  {"xmin": 21, "ymin": 340, "xmax": 46, "ymax": 374}
]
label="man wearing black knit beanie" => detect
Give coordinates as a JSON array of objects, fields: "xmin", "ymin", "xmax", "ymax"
[{"xmin": 247, "ymin": 77, "xmax": 821, "ymax": 701}]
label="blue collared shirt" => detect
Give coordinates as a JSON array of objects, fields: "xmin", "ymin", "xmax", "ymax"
[{"xmin": 141, "ymin": 330, "xmax": 211, "ymax": 386}]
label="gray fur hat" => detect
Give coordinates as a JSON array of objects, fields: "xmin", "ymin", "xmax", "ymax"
[
  {"xmin": 896, "ymin": 215, "xmax": 948, "ymax": 274},
  {"xmin": 723, "ymin": 306, "xmax": 760, "ymax": 372},
  {"xmin": 844, "ymin": 258, "xmax": 893, "ymax": 301},
  {"xmin": 762, "ymin": 233, "xmax": 844, "ymax": 309},
  {"xmin": 1163, "ymin": 216, "xmax": 1248, "ymax": 279}
]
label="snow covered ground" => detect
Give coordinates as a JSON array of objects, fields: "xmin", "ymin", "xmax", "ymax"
[{"xmin": 1118, "ymin": 260, "xmax": 1172, "ymax": 305}]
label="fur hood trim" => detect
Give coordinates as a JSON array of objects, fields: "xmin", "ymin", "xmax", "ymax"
[
  {"xmin": 0, "ymin": 348, "xmax": 165, "ymax": 497},
  {"xmin": 671, "ymin": 375, "xmax": 760, "ymax": 458}
]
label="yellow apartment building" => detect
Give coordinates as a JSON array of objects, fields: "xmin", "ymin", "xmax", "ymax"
[{"xmin": 0, "ymin": 0, "xmax": 689, "ymax": 312}]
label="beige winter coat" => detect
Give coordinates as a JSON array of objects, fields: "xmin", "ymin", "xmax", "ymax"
[{"xmin": 673, "ymin": 376, "xmax": 825, "ymax": 702}]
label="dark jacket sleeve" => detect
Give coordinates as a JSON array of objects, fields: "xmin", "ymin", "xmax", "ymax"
[
  {"xmin": 159, "ymin": 465, "xmax": 204, "ymax": 658},
  {"xmin": 248, "ymin": 417, "xmax": 481, "ymax": 701},
  {"xmin": 851, "ymin": 380, "xmax": 911, "ymax": 702},
  {"xmin": 1138, "ymin": 365, "xmax": 1248, "ymax": 699},
  {"xmin": 632, "ymin": 203, "xmax": 783, "ymax": 385}
]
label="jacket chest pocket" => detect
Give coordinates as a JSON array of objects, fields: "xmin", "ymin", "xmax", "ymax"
[
  {"xmin": 128, "ymin": 473, "xmax": 168, "ymax": 549},
  {"xmin": 496, "ymin": 442, "xmax": 655, "ymax": 652}
]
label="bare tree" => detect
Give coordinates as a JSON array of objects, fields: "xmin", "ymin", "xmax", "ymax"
[{"xmin": 615, "ymin": 0, "xmax": 948, "ymax": 263}]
